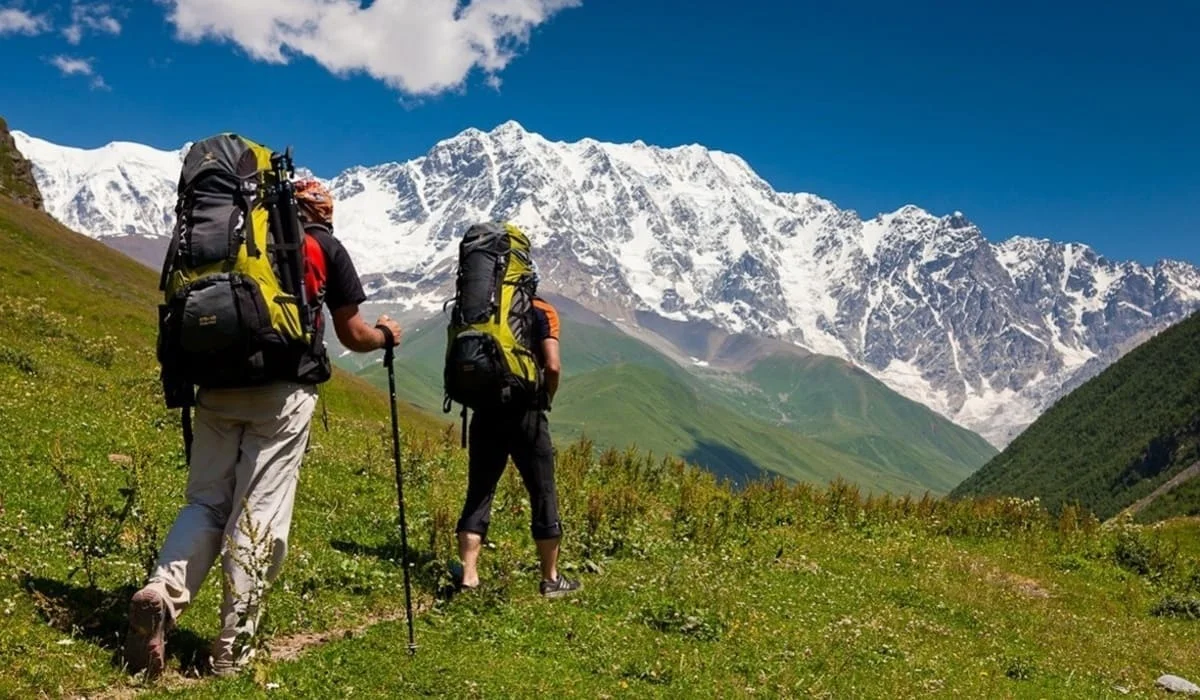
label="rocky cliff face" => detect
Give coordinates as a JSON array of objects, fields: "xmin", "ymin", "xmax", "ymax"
[{"xmin": 0, "ymin": 117, "xmax": 44, "ymax": 211}]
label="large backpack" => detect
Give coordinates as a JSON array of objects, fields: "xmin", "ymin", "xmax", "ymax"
[
  {"xmin": 443, "ymin": 222, "xmax": 542, "ymax": 424},
  {"xmin": 156, "ymin": 134, "xmax": 312, "ymax": 439}
]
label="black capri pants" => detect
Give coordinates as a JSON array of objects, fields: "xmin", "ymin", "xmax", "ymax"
[{"xmin": 456, "ymin": 408, "xmax": 562, "ymax": 541}]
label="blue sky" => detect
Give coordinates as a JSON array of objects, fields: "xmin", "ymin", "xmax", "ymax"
[{"xmin": 0, "ymin": 0, "xmax": 1196, "ymax": 265}]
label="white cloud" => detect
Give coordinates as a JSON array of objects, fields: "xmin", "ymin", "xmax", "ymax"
[
  {"xmin": 48, "ymin": 54, "xmax": 110, "ymax": 90},
  {"xmin": 160, "ymin": 0, "xmax": 580, "ymax": 96},
  {"xmin": 0, "ymin": 7, "xmax": 50, "ymax": 36},
  {"xmin": 63, "ymin": 2, "xmax": 121, "ymax": 45},
  {"xmin": 50, "ymin": 55, "xmax": 95, "ymax": 76}
]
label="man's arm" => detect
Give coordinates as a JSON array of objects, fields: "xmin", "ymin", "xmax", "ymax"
[
  {"xmin": 332, "ymin": 306, "xmax": 401, "ymax": 353},
  {"xmin": 317, "ymin": 231, "xmax": 399, "ymax": 353},
  {"xmin": 541, "ymin": 337, "xmax": 561, "ymax": 401}
]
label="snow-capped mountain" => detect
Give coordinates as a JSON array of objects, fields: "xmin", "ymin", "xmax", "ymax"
[
  {"xmin": 13, "ymin": 132, "xmax": 183, "ymax": 240},
  {"xmin": 13, "ymin": 123, "xmax": 1200, "ymax": 446}
]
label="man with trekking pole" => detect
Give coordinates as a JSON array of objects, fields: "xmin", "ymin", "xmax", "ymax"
[{"xmin": 126, "ymin": 135, "xmax": 401, "ymax": 679}]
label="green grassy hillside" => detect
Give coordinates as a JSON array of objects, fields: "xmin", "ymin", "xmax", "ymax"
[
  {"xmin": 353, "ymin": 313, "xmax": 994, "ymax": 494},
  {"xmin": 353, "ymin": 315, "xmax": 449, "ymax": 412},
  {"xmin": 953, "ymin": 311, "xmax": 1200, "ymax": 521},
  {"xmin": 552, "ymin": 363, "xmax": 917, "ymax": 489},
  {"xmin": 710, "ymin": 353, "xmax": 996, "ymax": 491},
  {"xmin": 7, "ymin": 196, "xmax": 1200, "ymax": 697}
]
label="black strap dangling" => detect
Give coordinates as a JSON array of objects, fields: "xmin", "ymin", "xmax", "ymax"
[{"xmin": 181, "ymin": 407, "xmax": 193, "ymax": 467}]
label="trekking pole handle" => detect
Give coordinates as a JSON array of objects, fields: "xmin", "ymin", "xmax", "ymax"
[{"xmin": 377, "ymin": 324, "xmax": 395, "ymax": 365}]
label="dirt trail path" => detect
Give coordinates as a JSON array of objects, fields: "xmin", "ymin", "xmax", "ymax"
[
  {"xmin": 1115, "ymin": 460, "xmax": 1200, "ymax": 520},
  {"xmin": 81, "ymin": 601, "xmax": 432, "ymax": 699}
]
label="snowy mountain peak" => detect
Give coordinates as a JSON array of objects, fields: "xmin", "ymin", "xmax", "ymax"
[
  {"xmin": 891, "ymin": 203, "xmax": 934, "ymax": 219},
  {"xmin": 13, "ymin": 131, "xmax": 184, "ymax": 173},
  {"xmin": 491, "ymin": 119, "xmax": 528, "ymax": 136},
  {"xmin": 13, "ymin": 124, "xmax": 1200, "ymax": 448},
  {"xmin": 12, "ymin": 130, "xmax": 182, "ymax": 240}
]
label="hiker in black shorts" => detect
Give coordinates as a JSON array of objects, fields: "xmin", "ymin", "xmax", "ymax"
[{"xmin": 455, "ymin": 293, "xmax": 581, "ymax": 598}]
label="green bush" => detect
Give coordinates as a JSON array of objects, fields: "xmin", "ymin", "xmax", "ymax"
[
  {"xmin": 0, "ymin": 346, "xmax": 37, "ymax": 375},
  {"xmin": 1151, "ymin": 595, "xmax": 1200, "ymax": 620}
]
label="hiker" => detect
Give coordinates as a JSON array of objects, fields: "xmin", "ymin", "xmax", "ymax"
[
  {"xmin": 126, "ymin": 139, "xmax": 401, "ymax": 680},
  {"xmin": 446, "ymin": 222, "xmax": 580, "ymax": 598}
]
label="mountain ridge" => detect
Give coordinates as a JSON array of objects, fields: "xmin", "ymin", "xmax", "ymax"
[{"xmin": 13, "ymin": 121, "xmax": 1200, "ymax": 446}]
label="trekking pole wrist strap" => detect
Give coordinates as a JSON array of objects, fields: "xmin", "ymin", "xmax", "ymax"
[{"xmin": 376, "ymin": 324, "xmax": 395, "ymax": 362}]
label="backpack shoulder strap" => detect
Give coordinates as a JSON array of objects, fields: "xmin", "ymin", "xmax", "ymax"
[{"xmin": 159, "ymin": 183, "xmax": 186, "ymax": 292}]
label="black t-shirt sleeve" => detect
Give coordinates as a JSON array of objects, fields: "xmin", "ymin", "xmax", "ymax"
[
  {"xmin": 533, "ymin": 306, "xmax": 549, "ymax": 341},
  {"xmin": 320, "ymin": 234, "xmax": 367, "ymax": 312},
  {"xmin": 531, "ymin": 298, "xmax": 559, "ymax": 342}
]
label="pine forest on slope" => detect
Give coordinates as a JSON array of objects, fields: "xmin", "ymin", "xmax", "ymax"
[{"xmin": 953, "ymin": 308, "xmax": 1200, "ymax": 521}]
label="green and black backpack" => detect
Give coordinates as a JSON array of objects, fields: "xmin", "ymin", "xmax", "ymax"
[
  {"xmin": 443, "ymin": 222, "xmax": 543, "ymax": 430},
  {"xmin": 156, "ymin": 134, "xmax": 313, "ymax": 451}
]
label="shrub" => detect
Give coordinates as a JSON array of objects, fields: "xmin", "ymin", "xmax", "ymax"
[
  {"xmin": 1111, "ymin": 526, "xmax": 1178, "ymax": 580},
  {"xmin": 637, "ymin": 601, "xmax": 724, "ymax": 641},
  {"xmin": 1151, "ymin": 595, "xmax": 1200, "ymax": 620},
  {"xmin": 0, "ymin": 346, "xmax": 37, "ymax": 375}
]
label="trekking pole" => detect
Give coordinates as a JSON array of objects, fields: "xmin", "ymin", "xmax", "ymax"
[{"xmin": 379, "ymin": 325, "xmax": 417, "ymax": 656}]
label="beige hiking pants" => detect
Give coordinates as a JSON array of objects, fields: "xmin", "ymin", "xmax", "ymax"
[{"xmin": 147, "ymin": 381, "xmax": 316, "ymax": 667}]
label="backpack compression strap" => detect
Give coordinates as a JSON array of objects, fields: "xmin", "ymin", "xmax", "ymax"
[
  {"xmin": 159, "ymin": 218, "xmax": 183, "ymax": 292},
  {"xmin": 441, "ymin": 396, "xmax": 470, "ymax": 449},
  {"xmin": 181, "ymin": 407, "xmax": 193, "ymax": 466}
]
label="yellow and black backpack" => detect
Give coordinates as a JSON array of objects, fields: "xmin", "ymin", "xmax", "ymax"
[
  {"xmin": 156, "ymin": 134, "xmax": 313, "ymax": 450},
  {"xmin": 443, "ymin": 222, "xmax": 542, "ymax": 427}
]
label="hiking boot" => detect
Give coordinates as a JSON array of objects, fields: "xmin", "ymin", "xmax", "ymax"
[
  {"xmin": 210, "ymin": 663, "xmax": 242, "ymax": 678},
  {"xmin": 125, "ymin": 586, "xmax": 170, "ymax": 679},
  {"xmin": 446, "ymin": 561, "xmax": 480, "ymax": 596},
  {"xmin": 539, "ymin": 575, "xmax": 582, "ymax": 599},
  {"xmin": 211, "ymin": 623, "xmax": 258, "ymax": 678},
  {"xmin": 210, "ymin": 647, "xmax": 255, "ymax": 677}
]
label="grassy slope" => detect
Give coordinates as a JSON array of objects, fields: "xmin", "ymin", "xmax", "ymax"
[
  {"xmin": 6, "ymin": 197, "xmax": 1200, "ymax": 698},
  {"xmin": 713, "ymin": 354, "xmax": 996, "ymax": 492},
  {"xmin": 355, "ymin": 317, "xmax": 448, "ymax": 414},
  {"xmin": 551, "ymin": 364, "xmax": 917, "ymax": 490},
  {"xmin": 353, "ymin": 315, "xmax": 994, "ymax": 494},
  {"xmin": 953, "ymin": 311, "xmax": 1200, "ymax": 521}
]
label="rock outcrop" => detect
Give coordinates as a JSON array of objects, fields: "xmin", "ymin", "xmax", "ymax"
[{"xmin": 0, "ymin": 117, "xmax": 44, "ymax": 211}]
